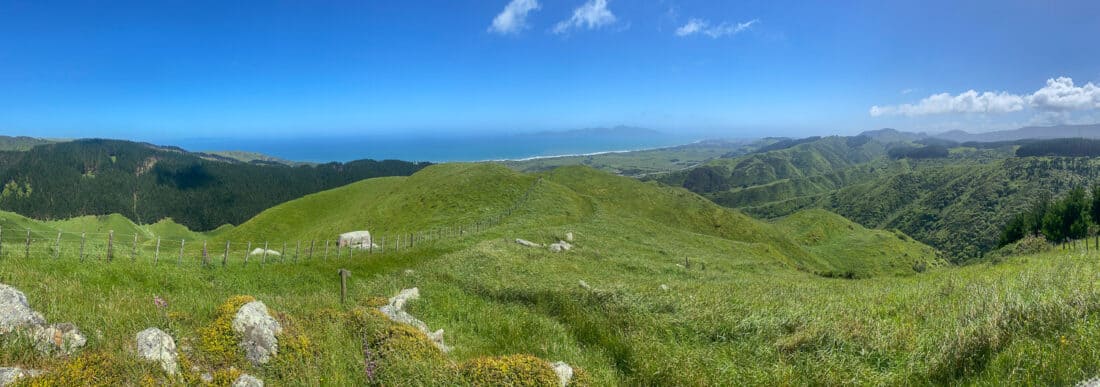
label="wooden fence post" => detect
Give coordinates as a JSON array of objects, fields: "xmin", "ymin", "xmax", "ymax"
[
  {"xmin": 380, "ymin": 236, "xmax": 385, "ymax": 254},
  {"xmin": 25, "ymin": 229, "xmax": 31, "ymax": 260},
  {"xmin": 245, "ymin": 242, "xmax": 252, "ymax": 265},
  {"xmin": 202, "ymin": 241, "xmax": 208, "ymax": 266},
  {"xmin": 309, "ymin": 240, "xmax": 315, "ymax": 260},
  {"xmin": 369, "ymin": 237, "xmax": 374, "ymax": 254},
  {"xmin": 178, "ymin": 239, "xmax": 185, "ymax": 265},
  {"xmin": 106, "ymin": 230, "xmax": 114, "ymax": 262},
  {"xmin": 54, "ymin": 232, "xmax": 61, "ymax": 259},
  {"xmin": 223, "ymin": 241, "xmax": 230, "ymax": 267},
  {"xmin": 131, "ymin": 233, "xmax": 138, "ymax": 262},
  {"xmin": 79, "ymin": 232, "xmax": 86, "ymax": 262},
  {"xmin": 262, "ymin": 242, "xmax": 269, "ymax": 265},
  {"xmin": 338, "ymin": 269, "xmax": 351, "ymax": 305},
  {"xmin": 154, "ymin": 238, "xmax": 161, "ymax": 265},
  {"xmin": 295, "ymin": 241, "xmax": 300, "ymax": 262},
  {"xmin": 281, "ymin": 242, "xmax": 286, "ymax": 263},
  {"xmin": 324, "ymin": 240, "xmax": 330, "ymax": 260}
]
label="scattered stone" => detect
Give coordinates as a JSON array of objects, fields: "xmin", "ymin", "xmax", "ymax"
[
  {"xmin": 515, "ymin": 239, "xmax": 542, "ymax": 248},
  {"xmin": 200, "ymin": 372, "xmax": 214, "ymax": 383},
  {"xmin": 403, "ymin": 269, "xmax": 416, "ymax": 276},
  {"xmin": 232, "ymin": 301, "xmax": 283, "ymax": 366},
  {"xmin": 0, "ymin": 284, "xmax": 45, "ymax": 334},
  {"xmin": 378, "ymin": 288, "xmax": 451, "ymax": 352},
  {"xmin": 135, "ymin": 328, "xmax": 179, "ymax": 375},
  {"xmin": 578, "ymin": 280, "xmax": 591, "ymax": 291},
  {"xmin": 233, "ymin": 373, "xmax": 264, "ymax": 387},
  {"xmin": 0, "ymin": 367, "xmax": 42, "ymax": 386},
  {"xmin": 32, "ymin": 323, "xmax": 86, "ymax": 356},
  {"xmin": 550, "ymin": 361, "xmax": 574, "ymax": 387},
  {"xmin": 248, "ymin": 248, "xmax": 281, "ymax": 256},
  {"xmin": 565, "ymin": 232, "xmax": 574, "ymax": 242},
  {"xmin": 549, "ymin": 241, "xmax": 573, "ymax": 252},
  {"xmin": 660, "ymin": 284, "xmax": 670, "ymax": 291}
]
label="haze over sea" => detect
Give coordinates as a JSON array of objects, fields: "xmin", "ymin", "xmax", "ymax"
[{"xmin": 171, "ymin": 131, "xmax": 697, "ymax": 163}]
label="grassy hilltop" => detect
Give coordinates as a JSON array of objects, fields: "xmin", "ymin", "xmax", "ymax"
[{"xmin": 0, "ymin": 163, "xmax": 1096, "ymax": 385}]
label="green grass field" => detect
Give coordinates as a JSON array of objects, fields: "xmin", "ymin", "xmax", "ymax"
[{"xmin": 0, "ymin": 164, "xmax": 1095, "ymax": 385}]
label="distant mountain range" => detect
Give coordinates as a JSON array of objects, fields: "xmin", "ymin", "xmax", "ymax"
[{"xmin": 859, "ymin": 123, "xmax": 1100, "ymax": 143}]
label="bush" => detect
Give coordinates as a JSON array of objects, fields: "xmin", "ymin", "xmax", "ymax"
[
  {"xmin": 1014, "ymin": 234, "xmax": 1051, "ymax": 255},
  {"xmin": 458, "ymin": 354, "xmax": 560, "ymax": 387}
]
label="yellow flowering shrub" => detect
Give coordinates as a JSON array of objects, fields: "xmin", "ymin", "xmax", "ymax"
[
  {"xmin": 457, "ymin": 354, "xmax": 559, "ymax": 387},
  {"xmin": 199, "ymin": 295, "xmax": 256, "ymax": 366}
]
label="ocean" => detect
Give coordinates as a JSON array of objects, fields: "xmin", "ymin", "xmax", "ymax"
[{"xmin": 170, "ymin": 132, "xmax": 697, "ymax": 163}]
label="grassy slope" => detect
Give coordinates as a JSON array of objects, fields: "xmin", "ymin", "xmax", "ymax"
[{"xmin": 10, "ymin": 164, "xmax": 1092, "ymax": 386}]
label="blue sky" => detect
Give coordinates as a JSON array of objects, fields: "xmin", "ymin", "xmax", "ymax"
[{"xmin": 1, "ymin": 0, "xmax": 1098, "ymax": 141}]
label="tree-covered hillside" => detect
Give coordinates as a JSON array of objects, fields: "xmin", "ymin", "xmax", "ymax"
[{"xmin": 0, "ymin": 139, "xmax": 429, "ymax": 230}]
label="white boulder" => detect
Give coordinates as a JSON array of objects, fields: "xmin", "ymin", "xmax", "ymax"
[
  {"xmin": 0, "ymin": 284, "xmax": 45, "ymax": 334},
  {"xmin": 249, "ymin": 248, "xmax": 280, "ymax": 256},
  {"xmin": 0, "ymin": 367, "xmax": 42, "ymax": 386},
  {"xmin": 339, "ymin": 231, "xmax": 372, "ymax": 248},
  {"xmin": 549, "ymin": 241, "xmax": 573, "ymax": 252},
  {"xmin": 136, "ymin": 328, "xmax": 178, "ymax": 375},
  {"xmin": 233, "ymin": 373, "xmax": 264, "ymax": 387},
  {"xmin": 378, "ymin": 288, "xmax": 451, "ymax": 352},
  {"xmin": 32, "ymin": 323, "xmax": 87, "ymax": 356},
  {"xmin": 551, "ymin": 361, "xmax": 574, "ymax": 387},
  {"xmin": 515, "ymin": 239, "xmax": 542, "ymax": 248},
  {"xmin": 232, "ymin": 301, "xmax": 283, "ymax": 365},
  {"xmin": 565, "ymin": 232, "xmax": 574, "ymax": 242}
]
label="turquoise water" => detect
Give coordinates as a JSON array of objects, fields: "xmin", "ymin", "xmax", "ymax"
[{"xmin": 173, "ymin": 132, "xmax": 696, "ymax": 163}]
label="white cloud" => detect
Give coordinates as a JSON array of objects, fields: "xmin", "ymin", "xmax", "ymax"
[
  {"xmin": 1029, "ymin": 77, "xmax": 1100, "ymax": 111},
  {"xmin": 552, "ymin": 0, "xmax": 616, "ymax": 34},
  {"xmin": 869, "ymin": 90, "xmax": 1026, "ymax": 117},
  {"xmin": 489, "ymin": 0, "xmax": 541, "ymax": 35},
  {"xmin": 675, "ymin": 18, "xmax": 757, "ymax": 38},
  {"xmin": 870, "ymin": 77, "xmax": 1100, "ymax": 117}
]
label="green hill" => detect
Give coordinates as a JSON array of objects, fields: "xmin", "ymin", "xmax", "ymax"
[
  {"xmin": 2, "ymin": 163, "xmax": 1097, "ymax": 385},
  {"xmin": 0, "ymin": 139, "xmax": 429, "ymax": 230}
]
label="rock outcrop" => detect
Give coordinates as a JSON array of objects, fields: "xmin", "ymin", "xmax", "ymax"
[
  {"xmin": 0, "ymin": 283, "xmax": 86, "ymax": 356},
  {"xmin": 338, "ymin": 231, "xmax": 373, "ymax": 249},
  {"xmin": 232, "ymin": 301, "xmax": 283, "ymax": 366},
  {"xmin": 0, "ymin": 367, "xmax": 42, "ymax": 386},
  {"xmin": 0, "ymin": 284, "xmax": 45, "ymax": 334},
  {"xmin": 515, "ymin": 239, "xmax": 542, "ymax": 248},
  {"xmin": 378, "ymin": 288, "xmax": 451, "ymax": 352},
  {"xmin": 136, "ymin": 328, "xmax": 179, "ymax": 375},
  {"xmin": 550, "ymin": 361, "xmax": 574, "ymax": 387},
  {"xmin": 549, "ymin": 241, "xmax": 573, "ymax": 252},
  {"xmin": 233, "ymin": 373, "xmax": 264, "ymax": 387}
]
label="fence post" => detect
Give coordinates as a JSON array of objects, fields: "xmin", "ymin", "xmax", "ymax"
[
  {"xmin": 0, "ymin": 225, "xmax": 4, "ymax": 258},
  {"xmin": 24, "ymin": 229, "xmax": 31, "ymax": 260},
  {"xmin": 106, "ymin": 230, "xmax": 114, "ymax": 262},
  {"xmin": 324, "ymin": 240, "xmax": 330, "ymax": 260},
  {"xmin": 281, "ymin": 242, "xmax": 286, "ymax": 263},
  {"xmin": 338, "ymin": 269, "xmax": 350, "ymax": 305},
  {"xmin": 178, "ymin": 239, "xmax": 185, "ymax": 265},
  {"xmin": 295, "ymin": 241, "xmax": 300, "ymax": 262},
  {"xmin": 132, "ymin": 233, "xmax": 138, "ymax": 262},
  {"xmin": 202, "ymin": 241, "xmax": 208, "ymax": 266},
  {"xmin": 309, "ymin": 240, "xmax": 315, "ymax": 260},
  {"xmin": 380, "ymin": 236, "xmax": 385, "ymax": 254},
  {"xmin": 245, "ymin": 242, "xmax": 252, "ymax": 265},
  {"xmin": 369, "ymin": 236, "xmax": 374, "ymax": 254},
  {"xmin": 262, "ymin": 242, "xmax": 269, "ymax": 265},
  {"xmin": 223, "ymin": 241, "xmax": 230, "ymax": 267},
  {"xmin": 80, "ymin": 233, "xmax": 86, "ymax": 262},
  {"xmin": 54, "ymin": 232, "xmax": 61, "ymax": 260},
  {"xmin": 154, "ymin": 238, "xmax": 161, "ymax": 265}
]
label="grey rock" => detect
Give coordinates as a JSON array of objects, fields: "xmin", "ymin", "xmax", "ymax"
[
  {"xmin": 232, "ymin": 301, "xmax": 283, "ymax": 366},
  {"xmin": 660, "ymin": 284, "xmax": 670, "ymax": 291},
  {"xmin": 0, "ymin": 284, "xmax": 45, "ymax": 335},
  {"xmin": 0, "ymin": 367, "xmax": 42, "ymax": 386},
  {"xmin": 551, "ymin": 361, "xmax": 574, "ymax": 387},
  {"xmin": 200, "ymin": 372, "xmax": 214, "ymax": 383},
  {"xmin": 338, "ymin": 231, "xmax": 372, "ymax": 248},
  {"xmin": 233, "ymin": 373, "xmax": 264, "ymax": 387},
  {"xmin": 248, "ymin": 248, "xmax": 280, "ymax": 256},
  {"xmin": 32, "ymin": 323, "xmax": 86, "ymax": 355},
  {"xmin": 549, "ymin": 241, "xmax": 573, "ymax": 252},
  {"xmin": 578, "ymin": 280, "xmax": 591, "ymax": 291},
  {"xmin": 135, "ymin": 328, "xmax": 178, "ymax": 375},
  {"xmin": 378, "ymin": 288, "xmax": 451, "ymax": 352},
  {"xmin": 515, "ymin": 238, "xmax": 542, "ymax": 248},
  {"xmin": 565, "ymin": 232, "xmax": 574, "ymax": 242}
]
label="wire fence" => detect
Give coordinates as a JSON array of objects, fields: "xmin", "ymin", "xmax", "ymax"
[{"xmin": 0, "ymin": 178, "xmax": 543, "ymax": 268}]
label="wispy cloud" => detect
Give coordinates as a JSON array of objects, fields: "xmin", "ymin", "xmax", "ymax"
[
  {"xmin": 552, "ymin": 0, "xmax": 616, "ymax": 35},
  {"xmin": 675, "ymin": 18, "xmax": 758, "ymax": 38},
  {"xmin": 870, "ymin": 77, "xmax": 1100, "ymax": 117},
  {"xmin": 488, "ymin": 0, "xmax": 541, "ymax": 35}
]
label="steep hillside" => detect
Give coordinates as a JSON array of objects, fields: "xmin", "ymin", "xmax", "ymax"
[
  {"xmin": 3, "ymin": 163, "xmax": 1097, "ymax": 386},
  {"xmin": 0, "ymin": 139, "xmax": 429, "ymax": 230}
]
